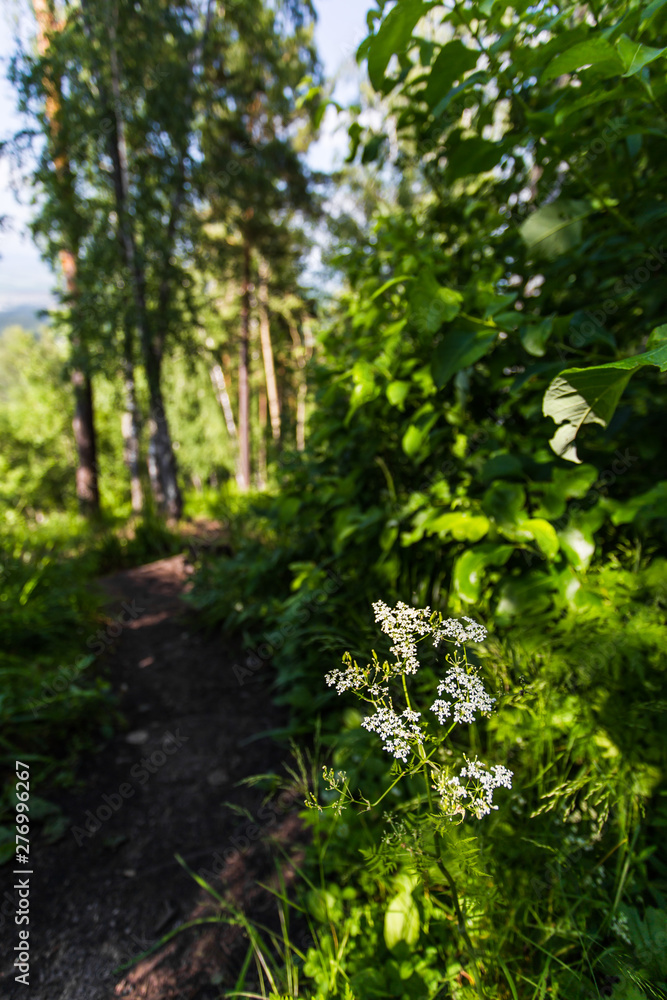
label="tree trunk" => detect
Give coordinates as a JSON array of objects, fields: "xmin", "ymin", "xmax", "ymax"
[
  {"xmin": 210, "ymin": 363, "xmax": 237, "ymax": 439},
  {"xmin": 121, "ymin": 321, "xmax": 143, "ymax": 514},
  {"xmin": 237, "ymin": 238, "xmax": 251, "ymax": 491},
  {"xmin": 289, "ymin": 319, "xmax": 313, "ymax": 453},
  {"xmin": 257, "ymin": 386, "xmax": 267, "ymax": 489},
  {"xmin": 34, "ymin": 1, "xmax": 100, "ymax": 517},
  {"xmin": 70, "ymin": 361, "xmax": 99, "ymax": 513},
  {"xmin": 145, "ymin": 344, "xmax": 182, "ymax": 520},
  {"xmin": 105, "ymin": 5, "xmax": 182, "ymax": 518},
  {"xmin": 257, "ymin": 259, "xmax": 281, "ymax": 442}
]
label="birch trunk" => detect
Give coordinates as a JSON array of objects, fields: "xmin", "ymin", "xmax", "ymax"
[
  {"xmin": 121, "ymin": 322, "xmax": 143, "ymax": 514},
  {"xmin": 210, "ymin": 363, "xmax": 237, "ymax": 439},
  {"xmin": 257, "ymin": 259, "xmax": 281, "ymax": 442}
]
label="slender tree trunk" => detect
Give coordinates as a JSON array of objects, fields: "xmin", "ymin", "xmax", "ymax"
[
  {"xmin": 257, "ymin": 259, "xmax": 281, "ymax": 442},
  {"xmin": 210, "ymin": 363, "xmax": 237, "ymax": 439},
  {"xmin": 34, "ymin": 0, "xmax": 100, "ymax": 517},
  {"xmin": 121, "ymin": 321, "xmax": 143, "ymax": 514},
  {"xmin": 237, "ymin": 238, "xmax": 251, "ymax": 491},
  {"xmin": 70, "ymin": 361, "xmax": 99, "ymax": 512},
  {"xmin": 144, "ymin": 344, "xmax": 182, "ymax": 519},
  {"xmin": 289, "ymin": 320, "xmax": 312, "ymax": 453},
  {"xmin": 257, "ymin": 386, "xmax": 267, "ymax": 489},
  {"xmin": 105, "ymin": 5, "xmax": 182, "ymax": 518}
]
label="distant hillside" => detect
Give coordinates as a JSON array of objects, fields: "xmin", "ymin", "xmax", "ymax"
[{"xmin": 0, "ymin": 305, "xmax": 51, "ymax": 335}]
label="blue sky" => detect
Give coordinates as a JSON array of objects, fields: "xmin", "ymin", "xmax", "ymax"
[{"xmin": 0, "ymin": 0, "xmax": 369, "ymax": 310}]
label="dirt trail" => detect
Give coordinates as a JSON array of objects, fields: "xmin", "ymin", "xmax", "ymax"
[{"xmin": 1, "ymin": 555, "xmax": 303, "ymax": 1000}]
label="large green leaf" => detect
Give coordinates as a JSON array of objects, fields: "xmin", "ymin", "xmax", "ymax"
[
  {"xmin": 365, "ymin": 0, "xmax": 432, "ymax": 91},
  {"xmin": 520, "ymin": 199, "xmax": 592, "ymax": 259},
  {"xmin": 422, "ymin": 39, "xmax": 479, "ymax": 107},
  {"xmin": 453, "ymin": 543, "xmax": 514, "ymax": 603},
  {"xmin": 616, "ymin": 35, "xmax": 667, "ymax": 76},
  {"xmin": 543, "ymin": 344, "xmax": 667, "ymax": 462},
  {"xmin": 520, "ymin": 317, "xmax": 554, "ymax": 357},
  {"xmin": 541, "ymin": 37, "xmax": 623, "ymax": 82},
  {"xmin": 410, "ymin": 273, "xmax": 462, "ymax": 335},
  {"xmin": 428, "ymin": 510, "xmax": 491, "ymax": 542},
  {"xmin": 558, "ymin": 525, "xmax": 595, "ymax": 571},
  {"xmin": 446, "ymin": 137, "xmax": 503, "ymax": 181},
  {"xmin": 432, "ymin": 329, "xmax": 497, "ymax": 388}
]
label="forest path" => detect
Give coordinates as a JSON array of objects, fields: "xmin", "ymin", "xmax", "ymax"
[{"xmin": 1, "ymin": 554, "xmax": 302, "ymax": 1000}]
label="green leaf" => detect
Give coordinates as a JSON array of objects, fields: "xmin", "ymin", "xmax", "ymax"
[
  {"xmin": 558, "ymin": 526, "xmax": 595, "ymax": 571},
  {"xmin": 541, "ymin": 38, "xmax": 624, "ymax": 82},
  {"xmin": 422, "ymin": 39, "xmax": 479, "ymax": 107},
  {"xmin": 647, "ymin": 323, "xmax": 667, "ymax": 348},
  {"xmin": 496, "ymin": 573, "xmax": 556, "ymax": 619},
  {"xmin": 402, "ymin": 423, "xmax": 426, "ymax": 457},
  {"xmin": 428, "ymin": 510, "xmax": 491, "ymax": 542},
  {"xmin": 446, "ymin": 137, "xmax": 503, "ymax": 181},
  {"xmin": 521, "ymin": 518, "xmax": 560, "ymax": 559},
  {"xmin": 640, "ymin": 0, "xmax": 667, "ymax": 29},
  {"xmin": 384, "ymin": 891, "xmax": 420, "ymax": 949},
  {"xmin": 543, "ymin": 345, "xmax": 667, "ymax": 462},
  {"xmin": 431, "ymin": 69, "xmax": 487, "ymax": 117},
  {"xmin": 482, "ymin": 482, "xmax": 526, "ymax": 525},
  {"xmin": 387, "ymin": 380, "xmax": 410, "ymax": 408},
  {"xmin": 520, "ymin": 199, "xmax": 592, "ymax": 259},
  {"xmin": 401, "ymin": 406, "xmax": 437, "ymax": 458},
  {"xmin": 410, "ymin": 274, "xmax": 463, "ymax": 334},
  {"xmin": 453, "ymin": 543, "xmax": 514, "ymax": 603},
  {"xmin": 366, "ymin": 1, "xmax": 432, "ymax": 91},
  {"xmin": 616, "ymin": 35, "xmax": 667, "ymax": 76},
  {"xmin": 520, "ymin": 317, "xmax": 554, "ymax": 357},
  {"xmin": 432, "ymin": 329, "xmax": 497, "ymax": 388}
]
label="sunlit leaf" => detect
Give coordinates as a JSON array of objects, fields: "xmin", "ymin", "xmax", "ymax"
[{"xmin": 543, "ymin": 345, "xmax": 667, "ymax": 461}]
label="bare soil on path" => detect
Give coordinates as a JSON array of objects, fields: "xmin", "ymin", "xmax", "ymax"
[{"xmin": 0, "ymin": 554, "xmax": 304, "ymax": 1000}]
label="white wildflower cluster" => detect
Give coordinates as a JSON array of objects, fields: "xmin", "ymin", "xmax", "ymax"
[
  {"xmin": 325, "ymin": 651, "xmax": 389, "ymax": 698},
  {"xmin": 372, "ymin": 600, "xmax": 434, "ymax": 674},
  {"xmin": 430, "ymin": 666, "xmax": 496, "ymax": 726},
  {"xmin": 432, "ymin": 616, "xmax": 487, "ymax": 647},
  {"xmin": 361, "ymin": 706, "xmax": 424, "ymax": 762},
  {"xmin": 434, "ymin": 756, "xmax": 513, "ymax": 820}
]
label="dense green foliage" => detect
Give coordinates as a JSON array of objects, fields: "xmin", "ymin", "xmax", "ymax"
[{"xmin": 2, "ymin": 0, "xmax": 666, "ymax": 996}]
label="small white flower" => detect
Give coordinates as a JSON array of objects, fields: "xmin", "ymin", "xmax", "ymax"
[
  {"xmin": 432, "ymin": 616, "xmax": 487, "ymax": 647},
  {"xmin": 372, "ymin": 600, "xmax": 433, "ymax": 674},
  {"xmin": 361, "ymin": 706, "xmax": 424, "ymax": 762},
  {"xmin": 434, "ymin": 755, "xmax": 513, "ymax": 820},
  {"xmin": 430, "ymin": 666, "xmax": 496, "ymax": 725}
]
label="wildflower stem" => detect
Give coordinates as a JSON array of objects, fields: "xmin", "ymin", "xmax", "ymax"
[
  {"xmin": 401, "ymin": 672, "xmax": 412, "ymax": 711},
  {"xmin": 422, "ymin": 749, "xmax": 486, "ymax": 1000}
]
